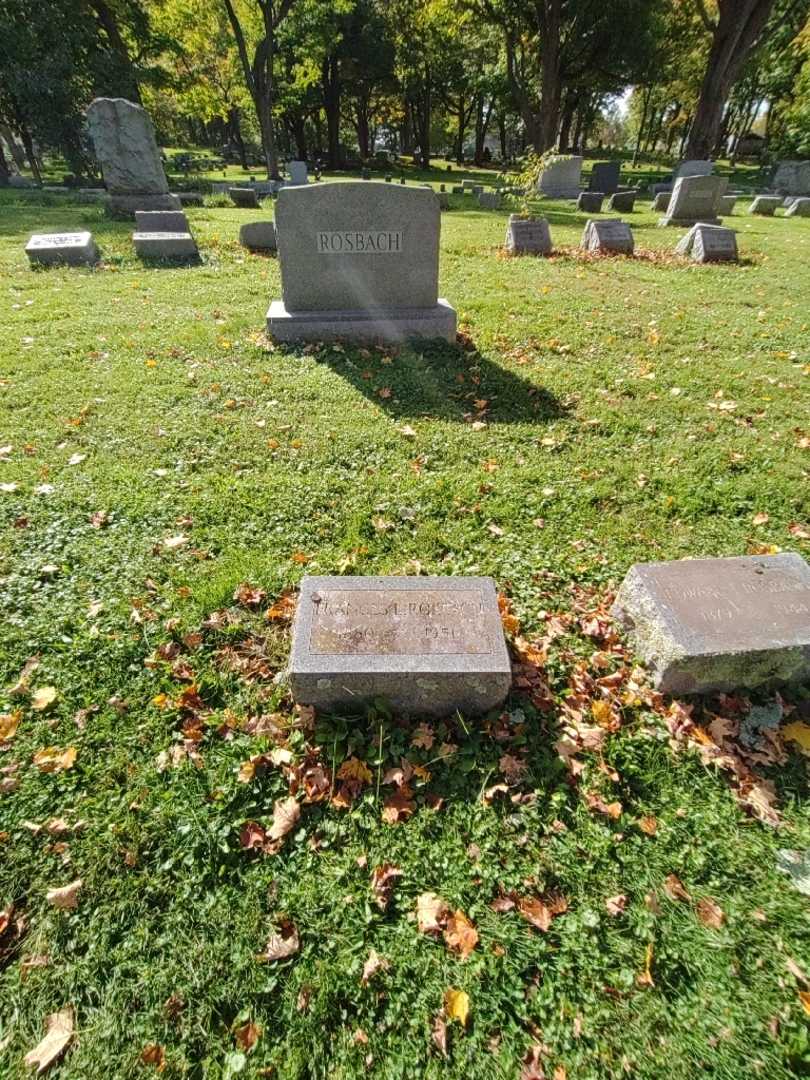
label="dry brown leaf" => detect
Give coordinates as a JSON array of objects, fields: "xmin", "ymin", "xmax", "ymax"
[
  {"xmin": 663, "ymin": 874, "xmax": 691, "ymax": 903},
  {"xmin": 258, "ymin": 921, "xmax": 299, "ymax": 962},
  {"xmin": 33, "ymin": 746, "xmax": 76, "ymax": 773},
  {"xmin": 140, "ymin": 1043, "xmax": 166, "ymax": 1070},
  {"xmin": 23, "ymin": 1007, "xmax": 74, "ymax": 1074},
  {"xmin": 0, "ymin": 710, "xmax": 21, "ymax": 741},
  {"xmin": 521, "ymin": 1044, "xmax": 547, "ymax": 1080},
  {"xmin": 518, "ymin": 896, "xmax": 552, "ymax": 932},
  {"xmin": 268, "ymin": 796, "xmax": 300, "ymax": 841},
  {"xmin": 605, "ymin": 894, "xmax": 627, "ymax": 917},
  {"xmin": 361, "ymin": 949, "xmax": 389, "ymax": 985},
  {"xmin": 638, "ymin": 816, "xmax": 658, "ymax": 836},
  {"xmin": 417, "ymin": 892, "xmax": 449, "ymax": 934},
  {"xmin": 695, "ymin": 897, "xmax": 725, "ymax": 930},
  {"xmin": 234, "ymin": 1021, "xmax": 261, "ymax": 1052},
  {"xmin": 30, "ymin": 687, "xmax": 57, "ymax": 712},
  {"xmin": 381, "ymin": 790, "xmax": 415, "ymax": 823},
  {"xmin": 636, "ymin": 943, "xmax": 655, "ymax": 988},
  {"xmin": 233, "ymin": 583, "xmax": 267, "ymax": 608},
  {"xmin": 432, "ymin": 1014, "xmax": 448, "ymax": 1057},
  {"xmin": 370, "ymin": 864, "xmax": 403, "ymax": 911},
  {"xmin": 336, "ymin": 756, "xmax": 373, "ymax": 784},
  {"xmin": 443, "ymin": 911, "xmax": 478, "ymax": 958},
  {"xmin": 46, "ymin": 879, "xmax": 82, "ymax": 910}
]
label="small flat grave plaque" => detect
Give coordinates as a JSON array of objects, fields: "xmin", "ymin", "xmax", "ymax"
[
  {"xmin": 612, "ymin": 553, "xmax": 810, "ymax": 695},
  {"xmin": 290, "ymin": 575, "xmax": 511, "ymax": 716},
  {"xmin": 26, "ymin": 231, "xmax": 99, "ymax": 267}
]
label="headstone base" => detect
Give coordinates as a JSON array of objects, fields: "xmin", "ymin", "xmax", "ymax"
[
  {"xmin": 107, "ymin": 192, "xmax": 182, "ymax": 219},
  {"xmin": 267, "ymin": 299, "xmax": 457, "ymax": 344},
  {"xmin": 133, "ymin": 231, "xmax": 199, "ymax": 260},
  {"xmin": 658, "ymin": 215, "xmax": 721, "ymax": 227}
]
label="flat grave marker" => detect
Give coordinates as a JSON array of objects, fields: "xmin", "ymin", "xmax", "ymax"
[
  {"xmin": 749, "ymin": 195, "xmax": 782, "ymax": 216},
  {"xmin": 786, "ymin": 198, "xmax": 810, "ymax": 217},
  {"xmin": 25, "ymin": 231, "xmax": 100, "ymax": 267},
  {"xmin": 612, "ymin": 553, "xmax": 810, "ymax": 695},
  {"xmin": 289, "ymin": 575, "xmax": 512, "ymax": 716}
]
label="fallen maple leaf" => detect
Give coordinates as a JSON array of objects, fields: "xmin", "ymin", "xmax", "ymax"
[
  {"xmin": 23, "ymin": 1008, "xmax": 74, "ymax": 1074},
  {"xmin": 140, "ymin": 1044, "xmax": 166, "ymax": 1070},
  {"xmin": 443, "ymin": 911, "xmax": 478, "ymax": 958},
  {"xmin": 268, "ymin": 796, "xmax": 300, "ymax": 841},
  {"xmin": 258, "ymin": 921, "xmax": 299, "ymax": 962},
  {"xmin": 521, "ymin": 1044, "xmax": 547, "ymax": 1080},
  {"xmin": 638, "ymin": 816, "xmax": 658, "ymax": 836},
  {"xmin": 695, "ymin": 897, "xmax": 725, "ymax": 930},
  {"xmin": 370, "ymin": 864, "xmax": 403, "ymax": 910},
  {"xmin": 789, "ymin": 523, "xmax": 810, "ymax": 540},
  {"xmin": 444, "ymin": 988, "xmax": 469, "ymax": 1027},
  {"xmin": 46, "ymin": 879, "xmax": 82, "ymax": 910},
  {"xmin": 432, "ymin": 1014, "xmax": 448, "ymax": 1057},
  {"xmin": 361, "ymin": 949, "xmax": 389, "ymax": 985},
  {"xmin": 33, "ymin": 746, "xmax": 77, "ymax": 773},
  {"xmin": 411, "ymin": 724, "xmax": 434, "ymax": 750},
  {"xmin": 381, "ymin": 790, "xmax": 415, "ymax": 823},
  {"xmin": 162, "ymin": 534, "xmax": 189, "ymax": 550},
  {"xmin": 518, "ymin": 896, "xmax": 552, "ymax": 932},
  {"xmin": 239, "ymin": 821, "xmax": 266, "ymax": 851},
  {"xmin": 605, "ymin": 894, "xmax": 627, "ymax": 917},
  {"xmin": 336, "ymin": 756, "xmax": 373, "ymax": 784},
  {"xmin": 0, "ymin": 710, "xmax": 20, "ymax": 740},
  {"xmin": 752, "ymin": 512, "xmax": 770, "ymax": 526},
  {"xmin": 782, "ymin": 722, "xmax": 810, "ymax": 751},
  {"xmin": 800, "ymin": 991, "xmax": 810, "ymax": 1016},
  {"xmin": 234, "ymin": 1021, "xmax": 261, "ymax": 1052},
  {"xmin": 417, "ymin": 892, "xmax": 449, "ymax": 934},
  {"xmin": 30, "ymin": 686, "xmax": 57, "ymax": 712},
  {"xmin": 233, "ymin": 583, "xmax": 267, "ymax": 608},
  {"xmin": 663, "ymin": 874, "xmax": 691, "ymax": 903}
]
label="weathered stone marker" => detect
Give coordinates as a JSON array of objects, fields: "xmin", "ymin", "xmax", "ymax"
[
  {"xmin": 589, "ymin": 161, "xmax": 620, "ymax": 194},
  {"xmin": 675, "ymin": 223, "xmax": 738, "ymax": 263},
  {"xmin": 659, "ymin": 174, "xmax": 727, "ymax": 226},
  {"xmin": 537, "ymin": 155, "xmax": 583, "ymax": 198},
  {"xmin": 239, "ymin": 220, "xmax": 277, "ymax": 251},
  {"xmin": 289, "ymin": 576, "xmax": 512, "ymax": 716},
  {"xmin": 652, "ymin": 191, "xmax": 671, "ymax": 212},
  {"xmin": 267, "ymin": 181, "xmax": 457, "ymax": 343},
  {"xmin": 608, "ymin": 190, "xmax": 636, "ymax": 213},
  {"xmin": 581, "ymin": 218, "xmax": 634, "ymax": 254},
  {"xmin": 478, "ymin": 191, "xmax": 502, "ymax": 209},
  {"xmin": 86, "ymin": 97, "xmax": 180, "ymax": 218},
  {"xmin": 288, "ymin": 160, "xmax": 308, "ymax": 185},
  {"xmin": 612, "ymin": 553, "xmax": 810, "ymax": 695},
  {"xmin": 786, "ymin": 197, "xmax": 810, "ymax": 218},
  {"xmin": 229, "ymin": 187, "xmax": 261, "ymax": 208},
  {"xmin": 773, "ymin": 160, "xmax": 810, "ymax": 196},
  {"xmin": 26, "ymin": 232, "xmax": 99, "ymax": 267},
  {"xmin": 577, "ymin": 191, "xmax": 604, "ymax": 213},
  {"xmin": 749, "ymin": 195, "xmax": 782, "ymax": 216},
  {"xmin": 134, "ymin": 210, "xmax": 189, "ymax": 232},
  {"xmin": 505, "ymin": 215, "xmax": 552, "ymax": 255},
  {"xmin": 133, "ymin": 231, "xmax": 198, "ymax": 260}
]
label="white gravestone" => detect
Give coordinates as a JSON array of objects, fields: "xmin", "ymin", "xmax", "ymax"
[
  {"xmin": 267, "ymin": 181, "xmax": 457, "ymax": 343},
  {"xmin": 288, "ymin": 160, "xmax": 308, "ymax": 185},
  {"xmin": 675, "ymin": 223, "xmax": 738, "ymax": 263},
  {"xmin": 659, "ymin": 174, "xmax": 727, "ymax": 226},
  {"xmin": 537, "ymin": 155, "xmax": 583, "ymax": 199},
  {"xmin": 581, "ymin": 218, "xmax": 634, "ymax": 254},
  {"xmin": 772, "ymin": 161, "xmax": 810, "ymax": 196},
  {"xmin": 86, "ymin": 97, "xmax": 180, "ymax": 218},
  {"xmin": 25, "ymin": 232, "xmax": 99, "ymax": 267}
]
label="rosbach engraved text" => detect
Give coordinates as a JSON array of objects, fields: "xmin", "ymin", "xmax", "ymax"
[{"xmin": 316, "ymin": 230, "xmax": 403, "ymax": 254}]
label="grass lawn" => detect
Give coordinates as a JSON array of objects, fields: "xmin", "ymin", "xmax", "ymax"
[{"xmin": 1, "ymin": 177, "xmax": 810, "ymax": 1079}]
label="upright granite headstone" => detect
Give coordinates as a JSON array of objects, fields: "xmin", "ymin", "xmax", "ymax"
[
  {"xmin": 86, "ymin": 97, "xmax": 180, "ymax": 218},
  {"xmin": 577, "ymin": 191, "xmax": 604, "ymax": 213},
  {"xmin": 288, "ymin": 160, "xmax": 308, "ymax": 185},
  {"xmin": 786, "ymin": 197, "xmax": 810, "ymax": 218},
  {"xmin": 581, "ymin": 218, "xmax": 634, "ymax": 254},
  {"xmin": 230, "ymin": 187, "xmax": 261, "ymax": 208},
  {"xmin": 676, "ymin": 159, "xmax": 714, "ymax": 179},
  {"xmin": 589, "ymin": 162, "xmax": 620, "ymax": 194},
  {"xmin": 659, "ymin": 174, "xmax": 727, "ymax": 226},
  {"xmin": 652, "ymin": 191, "xmax": 671, "ymax": 212},
  {"xmin": 612, "ymin": 553, "xmax": 810, "ymax": 695},
  {"xmin": 268, "ymin": 182, "xmax": 456, "ymax": 343},
  {"xmin": 239, "ymin": 221, "xmax": 277, "ymax": 251},
  {"xmin": 675, "ymin": 223, "xmax": 738, "ymax": 263},
  {"xmin": 772, "ymin": 160, "xmax": 810, "ymax": 196},
  {"xmin": 135, "ymin": 210, "xmax": 188, "ymax": 233},
  {"xmin": 478, "ymin": 192, "xmax": 502, "ymax": 209},
  {"xmin": 537, "ymin": 155, "xmax": 583, "ymax": 199},
  {"xmin": 608, "ymin": 190, "xmax": 636, "ymax": 212},
  {"xmin": 289, "ymin": 575, "xmax": 512, "ymax": 716},
  {"xmin": 749, "ymin": 195, "xmax": 782, "ymax": 216},
  {"xmin": 719, "ymin": 195, "xmax": 737, "ymax": 215},
  {"xmin": 25, "ymin": 232, "xmax": 99, "ymax": 267},
  {"xmin": 505, "ymin": 215, "xmax": 553, "ymax": 255}
]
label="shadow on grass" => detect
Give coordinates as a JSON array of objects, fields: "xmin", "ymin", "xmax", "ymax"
[{"xmin": 299, "ymin": 336, "xmax": 568, "ymax": 425}]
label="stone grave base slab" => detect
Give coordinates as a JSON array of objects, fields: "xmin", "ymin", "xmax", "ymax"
[
  {"xmin": 26, "ymin": 231, "xmax": 99, "ymax": 267},
  {"xmin": 658, "ymin": 215, "xmax": 722, "ymax": 227},
  {"xmin": 133, "ymin": 231, "xmax": 199, "ymax": 260},
  {"xmin": 267, "ymin": 299, "xmax": 457, "ymax": 343},
  {"xmin": 289, "ymin": 575, "xmax": 512, "ymax": 716},
  {"xmin": 612, "ymin": 553, "xmax": 810, "ymax": 695},
  {"xmin": 107, "ymin": 192, "xmax": 182, "ymax": 219}
]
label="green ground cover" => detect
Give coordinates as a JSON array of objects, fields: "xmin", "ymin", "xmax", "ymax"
[{"xmin": 0, "ymin": 178, "xmax": 809, "ymax": 1079}]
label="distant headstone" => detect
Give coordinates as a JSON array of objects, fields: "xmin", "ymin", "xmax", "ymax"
[
  {"xmin": 452, "ymin": 185, "xmax": 464, "ymax": 194},
  {"xmin": 440, "ymin": 183, "xmax": 446, "ymax": 192},
  {"xmin": 581, "ymin": 218, "xmax": 634, "ymax": 254},
  {"xmin": 612, "ymin": 553, "xmax": 810, "ymax": 695},
  {"xmin": 229, "ymin": 187, "xmax": 261, "ymax": 208},
  {"xmin": 589, "ymin": 162, "xmax": 620, "ymax": 194},
  {"xmin": 719, "ymin": 195, "xmax": 737, "ymax": 215},
  {"xmin": 288, "ymin": 160, "xmax": 308, "ymax": 185},
  {"xmin": 462, "ymin": 180, "xmax": 475, "ymax": 191},
  {"xmin": 289, "ymin": 575, "xmax": 512, "ymax": 716},
  {"xmin": 239, "ymin": 220, "xmax": 277, "ymax": 250},
  {"xmin": 749, "ymin": 195, "xmax": 782, "ymax": 216},
  {"xmin": 135, "ymin": 210, "xmax": 189, "ymax": 232},
  {"xmin": 133, "ymin": 231, "xmax": 198, "ymax": 260},
  {"xmin": 652, "ymin": 191, "xmax": 671, "ymax": 212},
  {"xmin": 9, "ymin": 175, "xmax": 36, "ymax": 189},
  {"xmin": 385, "ymin": 174, "xmax": 392, "ymax": 182},
  {"xmin": 537, "ymin": 155, "xmax": 583, "ymax": 198},
  {"xmin": 675, "ymin": 159, "xmax": 714, "ymax": 180},
  {"xmin": 608, "ymin": 190, "xmax": 636, "ymax": 213},
  {"xmin": 25, "ymin": 231, "xmax": 99, "ymax": 267},
  {"xmin": 267, "ymin": 181, "xmax": 457, "ymax": 343},
  {"xmin": 772, "ymin": 160, "xmax": 810, "ymax": 196},
  {"xmin": 361, "ymin": 168, "xmax": 371, "ymax": 180},
  {"xmin": 472, "ymin": 184, "xmax": 484, "ymax": 196},
  {"xmin": 505, "ymin": 215, "xmax": 552, "ymax": 255},
  {"xmin": 786, "ymin": 197, "xmax": 810, "ymax": 218},
  {"xmin": 577, "ymin": 191, "xmax": 604, "ymax": 213},
  {"xmin": 86, "ymin": 97, "xmax": 181, "ymax": 218},
  {"xmin": 478, "ymin": 192, "xmax": 502, "ymax": 209},
  {"xmin": 675, "ymin": 223, "xmax": 738, "ymax": 263},
  {"xmin": 659, "ymin": 174, "xmax": 727, "ymax": 226},
  {"xmin": 437, "ymin": 193, "xmax": 450, "ymax": 210}
]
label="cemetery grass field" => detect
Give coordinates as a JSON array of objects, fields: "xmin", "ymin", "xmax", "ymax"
[{"xmin": 2, "ymin": 177, "xmax": 810, "ymax": 1080}]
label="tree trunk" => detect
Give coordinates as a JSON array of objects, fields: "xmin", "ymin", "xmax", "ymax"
[
  {"xmin": 0, "ymin": 139, "xmax": 10, "ymax": 185},
  {"xmin": 558, "ymin": 91, "xmax": 577, "ymax": 153},
  {"xmin": 19, "ymin": 125, "xmax": 41, "ymax": 183},
  {"xmin": 354, "ymin": 98, "xmax": 371, "ymax": 159},
  {"xmin": 87, "ymin": 0, "xmax": 141, "ymax": 103},
  {"xmin": 0, "ymin": 125, "xmax": 26, "ymax": 171},
  {"xmin": 537, "ymin": 0, "xmax": 562, "ymax": 151},
  {"xmin": 322, "ymin": 53, "xmax": 341, "ymax": 168},
  {"xmin": 685, "ymin": 0, "xmax": 777, "ymax": 160},
  {"xmin": 229, "ymin": 107, "xmax": 248, "ymax": 168},
  {"xmin": 455, "ymin": 94, "xmax": 466, "ymax": 163},
  {"xmin": 632, "ymin": 85, "xmax": 653, "ymax": 166},
  {"xmin": 473, "ymin": 94, "xmax": 485, "ymax": 164},
  {"xmin": 400, "ymin": 98, "xmax": 414, "ymax": 155},
  {"xmin": 498, "ymin": 113, "xmax": 507, "ymax": 160}
]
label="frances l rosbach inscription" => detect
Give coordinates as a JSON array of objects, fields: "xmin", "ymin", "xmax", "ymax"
[
  {"xmin": 316, "ymin": 230, "xmax": 403, "ymax": 254},
  {"xmin": 309, "ymin": 589, "xmax": 491, "ymax": 654}
]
